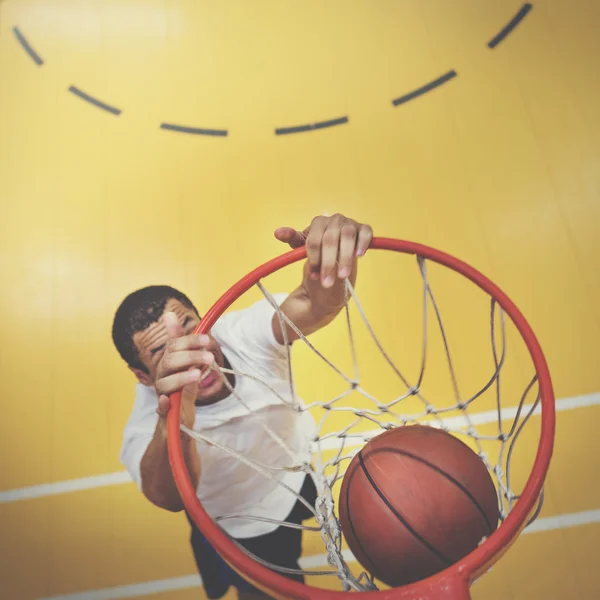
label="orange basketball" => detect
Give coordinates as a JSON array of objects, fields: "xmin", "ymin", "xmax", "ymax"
[{"xmin": 338, "ymin": 425, "xmax": 500, "ymax": 587}]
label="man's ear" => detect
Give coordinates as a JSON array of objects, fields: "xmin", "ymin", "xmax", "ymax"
[{"xmin": 129, "ymin": 366, "xmax": 153, "ymax": 386}]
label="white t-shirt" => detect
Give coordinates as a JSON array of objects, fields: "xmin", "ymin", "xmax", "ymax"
[{"xmin": 120, "ymin": 294, "xmax": 316, "ymax": 539}]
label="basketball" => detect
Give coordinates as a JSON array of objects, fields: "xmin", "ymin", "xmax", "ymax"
[{"xmin": 338, "ymin": 425, "xmax": 500, "ymax": 587}]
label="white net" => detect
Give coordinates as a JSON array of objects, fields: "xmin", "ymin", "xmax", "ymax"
[{"xmin": 181, "ymin": 254, "xmax": 544, "ymax": 592}]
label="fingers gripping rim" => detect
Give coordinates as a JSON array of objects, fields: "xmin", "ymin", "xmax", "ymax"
[{"xmin": 167, "ymin": 237, "xmax": 555, "ymax": 600}]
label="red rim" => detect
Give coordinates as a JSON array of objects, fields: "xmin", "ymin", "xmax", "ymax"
[{"xmin": 167, "ymin": 237, "xmax": 555, "ymax": 599}]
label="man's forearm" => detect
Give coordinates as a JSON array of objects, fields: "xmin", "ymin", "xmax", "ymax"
[
  {"xmin": 274, "ymin": 258, "xmax": 359, "ymax": 344},
  {"xmin": 140, "ymin": 418, "xmax": 201, "ymax": 512}
]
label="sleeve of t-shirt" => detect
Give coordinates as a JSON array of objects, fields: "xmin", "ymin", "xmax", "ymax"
[
  {"xmin": 120, "ymin": 385, "xmax": 159, "ymax": 490},
  {"xmin": 223, "ymin": 292, "xmax": 290, "ymax": 365}
]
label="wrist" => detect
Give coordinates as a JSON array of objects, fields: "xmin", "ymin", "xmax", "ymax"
[{"xmin": 155, "ymin": 408, "xmax": 195, "ymax": 441}]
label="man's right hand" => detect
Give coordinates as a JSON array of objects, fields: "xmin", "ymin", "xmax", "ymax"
[{"xmin": 155, "ymin": 312, "xmax": 214, "ymax": 423}]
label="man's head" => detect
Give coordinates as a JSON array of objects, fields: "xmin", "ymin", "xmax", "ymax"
[{"xmin": 112, "ymin": 285, "xmax": 227, "ymax": 402}]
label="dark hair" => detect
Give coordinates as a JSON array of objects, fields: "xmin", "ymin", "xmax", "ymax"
[{"xmin": 111, "ymin": 285, "xmax": 200, "ymax": 372}]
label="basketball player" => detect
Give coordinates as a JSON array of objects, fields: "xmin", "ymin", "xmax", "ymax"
[{"xmin": 112, "ymin": 214, "xmax": 373, "ymax": 599}]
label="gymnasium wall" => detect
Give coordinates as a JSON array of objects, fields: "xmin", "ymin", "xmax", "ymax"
[{"xmin": 1, "ymin": 1, "xmax": 599, "ymax": 599}]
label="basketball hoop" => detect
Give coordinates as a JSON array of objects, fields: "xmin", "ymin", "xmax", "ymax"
[{"xmin": 167, "ymin": 237, "xmax": 555, "ymax": 599}]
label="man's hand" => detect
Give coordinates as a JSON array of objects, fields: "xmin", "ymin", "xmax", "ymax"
[
  {"xmin": 275, "ymin": 214, "xmax": 372, "ymax": 288},
  {"xmin": 155, "ymin": 312, "xmax": 214, "ymax": 425},
  {"xmin": 272, "ymin": 214, "xmax": 373, "ymax": 344},
  {"xmin": 140, "ymin": 312, "xmax": 206, "ymax": 512}
]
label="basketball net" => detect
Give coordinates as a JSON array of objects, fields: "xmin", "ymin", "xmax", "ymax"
[{"xmin": 169, "ymin": 239, "xmax": 555, "ymax": 598}]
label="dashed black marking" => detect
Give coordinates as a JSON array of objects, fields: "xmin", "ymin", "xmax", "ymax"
[
  {"xmin": 488, "ymin": 3, "xmax": 533, "ymax": 48},
  {"xmin": 68, "ymin": 86, "xmax": 122, "ymax": 115},
  {"xmin": 159, "ymin": 123, "xmax": 228, "ymax": 137},
  {"xmin": 275, "ymin": 116, "xmax": 348, "ymax": 136},
  {"xmin": 13, "ymin": 27, "xmax": 43, "ymax": 65},
  {"xmin": 12, "ymin": 7, "xmax": 537, "ymax": 133},
  {"xmin": 392, "ymin": 70, "xmax": 457, "ymax": 107}
]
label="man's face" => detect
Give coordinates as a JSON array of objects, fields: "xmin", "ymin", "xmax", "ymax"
[{"xmin": 130, "ymin": 299, "xmax": 228, "ymax": 404}]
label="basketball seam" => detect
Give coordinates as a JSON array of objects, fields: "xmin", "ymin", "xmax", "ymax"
[
  {"xmin": 358, "ymin": 451, "xmax": 453, "ymax": 567},
  {"xmin": 343, "ymin": 465, "xmax": 380, "ymax": 576},
  {"xmin": 370, "ymin": 446, "xmax": 495, "ymax": 534}
]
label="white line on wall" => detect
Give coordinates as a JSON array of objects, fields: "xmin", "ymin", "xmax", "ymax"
[
  {"xmin": 1, "ymin": 392, "xmax": 598, "ymax": 504},
  {"xmin": 0, "ymin": 471, "xmax": 133, "ymax": 503}
]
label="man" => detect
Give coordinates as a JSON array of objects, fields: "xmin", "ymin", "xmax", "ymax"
[{"xmin": 112, "ymin": 214, "xmax": 373, "ymax": 599}]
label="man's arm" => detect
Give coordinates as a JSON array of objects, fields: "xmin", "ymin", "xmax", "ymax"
[
  {"xmin": 140, "ymin": 425, "xmax": 200, "ymax": 513},
  {"xmin": 139, "ymin": 313, "xmax": 208, "ymax": 512},
  {"xmin": 272, "ymin": 214, "xmax": 373, "ymax": 344},
  {"xmin": 140, "ymin": 392, "xmax": 201, "ymax": 512}
]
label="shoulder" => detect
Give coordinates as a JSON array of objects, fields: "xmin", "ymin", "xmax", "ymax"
[
  {"xmin": 123, "ymin": 383, "xmax": 159, "ymax": 430},
  {"xmin": 120, "ymin": 384, "xmax": 158, "ymax": 488},
  {"xmin": 215, "ymin": 293, "xmax": 289, "ymax": 327},
  {"xmin": 212, "ymin": 293, "xmax": 289, "ymax": 349}
]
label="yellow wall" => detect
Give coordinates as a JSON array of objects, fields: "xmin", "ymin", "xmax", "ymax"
[{"xmin": 0, "ymin": 1, "xmax": 599, "ymax": 599}]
